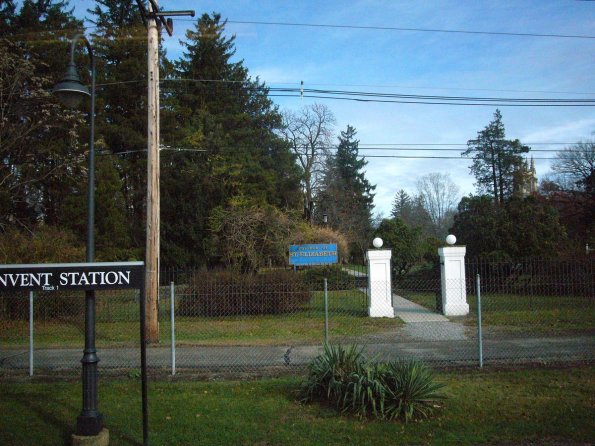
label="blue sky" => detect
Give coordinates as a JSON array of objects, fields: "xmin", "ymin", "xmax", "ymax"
[{"xmin": 74, "ymin": 0, "xmax": 595, "ymax": 216}]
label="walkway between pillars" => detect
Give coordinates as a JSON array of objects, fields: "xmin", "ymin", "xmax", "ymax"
[
  {"xmin": 392, "ymin": 293, "xmax": 468, "ymax": 341},
  {"xmin": 346, "ymin": 266, "xmax": 468, "ymax": 342}
]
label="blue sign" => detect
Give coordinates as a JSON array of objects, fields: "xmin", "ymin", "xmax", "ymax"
[{"xmin": 289, "ymin": 244, "xmax": 338, "ymax": 266}]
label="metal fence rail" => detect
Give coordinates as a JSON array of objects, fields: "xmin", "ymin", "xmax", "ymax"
[{"xmin": 1, "ymin": 259, "xmax": 593, "ymax": 377}]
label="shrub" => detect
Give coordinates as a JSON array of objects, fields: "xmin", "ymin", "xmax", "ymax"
[
  {"xmin": 177, "ymin": 270, "xmax": 310, "ymax": 317},
  {"xmin": 209, "ymin": 205, "xmax": 300, "ymax": 273},
  {"xmin": 299, "ymin": 265, "xmax": 358, "ymax": 291},
  {"xmin": 291, "ymin": 223, "xmax": 349, "ymax": 263},
  {"xmin": 299, "ymin": 344, "xmax": 445, "ymax": 422},
  {"xmin": 394, "ymin": 263, "xmax": 440, "ymax": 292},
  {"xmin": 0, "ymin": 290, "xmax": 85, "ymax": 321},
  {"xmin": 0, "ymin": 226, "xmax": 84, "ymax": 264}
]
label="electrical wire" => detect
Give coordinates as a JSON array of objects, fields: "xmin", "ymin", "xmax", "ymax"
[
  {"xmin": 357, "ymin": 142, "xmax": 576, "ymax": 146},
  {"xmin": 269, "ymin": 93, "xmax": 594, "ymax": 107},
  {"xmin": 272, "ymin": 87, "xmax": 595, "ymax": 103},
  {"xmin": 220, "ymin": 19, "xmax": 595, "ymax": 40},
  {"xmin": 167, "ymin": 78, "xmax": 595, "ymax": 95},
  {"xmin": 39, "ymin": 77, "xmax": 595, "ymax": 99},
  {"xmin": 154, "ymin": 80, "xmax": 595, "ymax": 107},
  {"xmin": 8, "ymin": 16, "xmax": 595, "ymax": 40},
  {"xmin": 0, "ymin": 153, "xmax": 565, "ymax": 166}
]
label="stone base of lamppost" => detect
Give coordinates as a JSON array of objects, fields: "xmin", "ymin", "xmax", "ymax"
[
  {"xmin": 72, "ymin": 428, "xmax": 109, "ymax": 446},
  {"xmin": 76, "ymin": 413, "xmax": 103, "ymax": 437}
]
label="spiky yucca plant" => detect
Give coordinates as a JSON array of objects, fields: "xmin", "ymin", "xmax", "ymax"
[
  {"xmin": 298, "ymin": 343, "xmax": 364, "ymax": 404},
  {"xmin": 381, "ymin": 359, "xmax": 445, "ymax": 422},
  {"xmin": 299, "ymin": 344, "xmax": 445, "ymax": 422}
]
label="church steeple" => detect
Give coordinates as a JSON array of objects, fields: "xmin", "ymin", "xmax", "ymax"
[{"xmin": 513, "ymin": 156, "xmax": 538, "ymax": 198}]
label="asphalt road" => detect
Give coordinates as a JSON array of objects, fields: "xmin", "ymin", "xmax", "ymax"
[{"xmin": 1, "ymin": 332, "xmax": 593, "ymax": 372}]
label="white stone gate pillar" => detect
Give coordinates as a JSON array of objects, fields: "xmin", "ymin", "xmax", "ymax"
[
  {"xmin": 438, "ymin": 235, "xmax": 469, "ymax": 316},
  {"xmin": 367, "ymin": 238, "xmax": 394, "ymax": 318}
]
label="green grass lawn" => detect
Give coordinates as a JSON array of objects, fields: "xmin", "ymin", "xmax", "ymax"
[
  {"xmin": 0, "ymin": 290, "xmax": 402, "ymax": 348},
  {"xmin": 3, "ymin": 287, "xmax": 592, "ymax": 349},
  {"xmin": 0, "ymin": 366, "xmax": 593, "ymax": 445},
  {"xmin": 402, "ymin": 290, "xmax": 594, "ymax": 333},
  {"xmin": 344, "ymin": 264, "xmax": 366, "ymax": 273}
]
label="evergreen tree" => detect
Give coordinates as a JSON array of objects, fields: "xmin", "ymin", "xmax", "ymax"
[
  {"xmin": 451, "ymin": 195, "xmax": 566, "ymax": 259},
  {"xmin": 463, "ymin": 110, "xmax": 530, "ymax": 205},
  {"xmin": 0, "ymin": 1, "xmax": 85, "ymax": 232},
  {"xmin": 390, "ymin": 189, "xmax": 433, "ymax": 235},
  {"xmin": 160, "ymin": 13, "xmax": 301, "ymax": 267},
  {"xmin": 375, "ymin": 217, "xmax": 424, "ymax": 278},
  {"xmin": 391, "ymin": 189, "xmax": 412, "ymax": 219},
  {"xmin": 0, "ymin": 0, "xmax": 15, "ymax": 31},
  {"xmin": 59, "ymin": 153, "xmax": 134, "ymax": 260},
  {"xmin": 318, "ymin": 125, "xmax": 375, "ymax": 260},
  {"xmin": 88, "ymin": 0, "xmax": 150, "ymax": 249}
]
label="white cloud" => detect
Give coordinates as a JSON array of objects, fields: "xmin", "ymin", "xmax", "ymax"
[{"xmin": 520, "ymin": 118, "xmax": 595, "ymax": 143}]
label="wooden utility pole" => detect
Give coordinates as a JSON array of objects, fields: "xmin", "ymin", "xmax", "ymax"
[
  {"xmin": 136, "ymin": 1, "xmax": 194, "ymax": 343},
  {"xmin": 145, "ymin": 0, "xmax": 160, "ymax": 342}
]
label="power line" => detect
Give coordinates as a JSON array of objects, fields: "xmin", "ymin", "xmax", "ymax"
[
  {"xmin": 0, "ymin": 147, "xmax": 208, "ymax": 167},
  {"xmin": 270, "ymin": 93, "xmax": 595, "ymax": 107},
  {"xmin": 1, "ymin": 153, "xmax": 561, "ymax": 166},
  {"xmin": 218, "ymin": 19, "xmax": 595, "ymax": 40},
  {"xmin": 353, "ymin": 147, "xmax": 583, "ymax": 153},
  {"xmin": 273, "ymin": 82, "xmax": 595, "ymax": 96},
  {"xmin": 9, "ymin": 17, "xmax": 595, "ymax": 40},
  {"xmin": 357, "ymin": 142, "xmax": 577, "ymax": 146},
  {"xmin": 285, "ymin": 144, "xmax": 587, "ymax": 151},
  {"xmin": 19, "ymin": 69, "xmax": 595, "ymax": 98},
  {"xmin": 327, "ymin": 154, "xmax": 559, "ymax": 160},
  {"xmin": 89, "ymin": 78, "xmax": 595, "ymax": 107},
  {"xmin": 160, "ymin": 80, "xmax": 595, "ymax": 106},
  {"xmin": 163, "ymin": 78, "xmax": 595, "ymax": 96},
  {"xmin": 279, "ymin": 88, "xmax": 595, "ymax": 103}
]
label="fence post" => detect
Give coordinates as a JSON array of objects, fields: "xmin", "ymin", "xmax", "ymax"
[
  {"xmin": 324, "ymin": 278, "xmax": 329, "ymax": 344},
  {"xmin": 170, "ymin": 281, "xmax": 176, "ymax": 376},
  {"xmin": 476, "ymin": 274, "xmax": 483, "ymax": 368},
  {"xmin": 29, "ymin": 291, "xmax": 34, "ymax": 377}
]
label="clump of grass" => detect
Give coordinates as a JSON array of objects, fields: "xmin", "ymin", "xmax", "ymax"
[{"xmin": 299, "ymin": 343, "xmax": 445, "ymax": 422}]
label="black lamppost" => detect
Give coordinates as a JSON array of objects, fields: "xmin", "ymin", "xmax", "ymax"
[{"xmin": 53, "ymin": 34, "xmax": 102, "ymax": 437}]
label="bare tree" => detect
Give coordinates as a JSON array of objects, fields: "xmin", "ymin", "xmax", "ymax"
[
  {"xmin": 280, "ymin": 103, "xmax": 335, "ymax": 222},
  {"xmin": 551, "ymin": 139, "xmax": 594, "ymax": 191},
  {"xmin": 416, "ymin": 172, "xmax": 460, "ymax": 237}
]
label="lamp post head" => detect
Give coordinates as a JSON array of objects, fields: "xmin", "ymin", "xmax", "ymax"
[
  {"xmin": 372, "ymin": 237, "xmax": 383, "ymax": 249},
  {"xmin": 445, "ymin": 234, "xmax": 457, "ymax": 245},
  {"xmin": 322, "ymin": 213, "xmax": 328, "ymax": 224},
  {"xmin": 53, "ymin": 61, "xmax": 90, "ymax": 108}
]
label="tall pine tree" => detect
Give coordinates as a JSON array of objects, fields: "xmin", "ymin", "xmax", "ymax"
[
  {"xmin": 88, "ymin": 0, "xmax": 151, "ymax": 251},
  {"xmin": 318, "ymin": 125, "xmax": 375, "ymax": 260},
  {"xmin": 463, "ymin": 110, "xmax": 530, "ymax": 205},
  {"xmin": 160, "ymin": 13, "xmax": 301, "ymax": 267}
]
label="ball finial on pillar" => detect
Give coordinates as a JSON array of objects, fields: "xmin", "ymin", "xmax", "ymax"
[
  {"xmin": 445, "ymin": 234, "xmax": 456, "ymax": 245},
  {"xmin": 372, "ymin": 237, "xmax": 383, "ymax": 249}
]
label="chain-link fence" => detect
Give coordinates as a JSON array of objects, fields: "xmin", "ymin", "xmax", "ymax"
[
  {"xmin": 395, "ymin": 257, "xmax": 595, "ymax": 366},
  {"xmin": 0, "ymin": 289, "xmax": 143, "ymax": 375},
  {"xmin": 1, "ymin": 258, "xmax": 593, "ymax": 377},
  {"xmin": 466, "ymin": 257, "xmax": 595, "ymax": 364}
]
